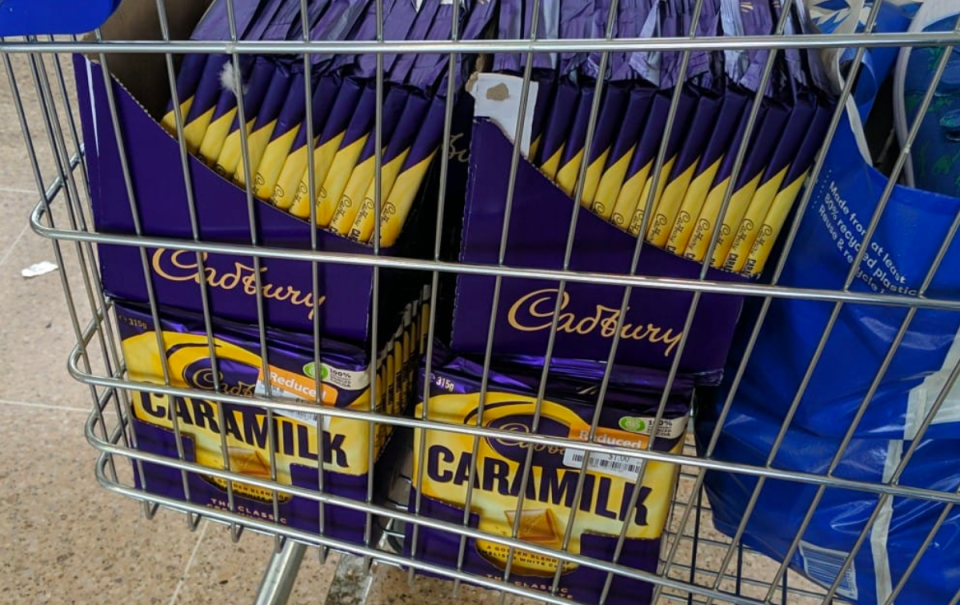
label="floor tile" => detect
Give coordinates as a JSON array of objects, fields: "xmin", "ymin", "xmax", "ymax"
[
  {"xmin": 0, "ymin": 226, "xmax": 110, "ymax": 409},
  {"xmin": 171, "ymin": 526, "xmax": 341, "ymax": 605},
  {"xmin": 0, "ymin": 403, "xmax": 202, "ymax": 604}
]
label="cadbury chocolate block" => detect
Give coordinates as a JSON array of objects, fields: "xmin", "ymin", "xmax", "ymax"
[
  {"xmin": 329, "ymin": 86, "xmax": 410, "ymax": 235},
  {"xmin": 665, "ymin": 89, "xmax": 748, "ymax": 254},
  {"xmin": 116, "ymin": 299, "xmax": 417, "ymax": 544},
  {"xmin": 348, "ymin": 90, "xmax": 431, "ymax": 242},
  {"xmin": 579, "ymin": 83, "xmax": 630, "ymax": 208},
  {"xmin": 646, "ymin": 90, "xmax": 722, "ymax": 247},
  {"xmin": 723, "ymin": 96, "xmax": 815, "ymax": 272},
  {"xmin": 389, "ymin": 0, "xmax": 441, "ymax": 85},
  {"xmin": 555, "ymin": 85, "xmax": 597, "ymax": 197},
  {"xmin": 214, "ymin": 57, "xmax": 276, "ymax": 179},
  {"xmin": 538, "ymin": 80, "xmax": 580, "ymax": 179},
  {"xmin": 254, "ymin": 69, "xmax": 312, "ymax": 200},
  {"xmin": 592, "ymin": 86, "xmax": 655, "ymax": 220},
  {"xmin": 234, "ymin": 63, "xmax": 295, "ymax": 188},
  {"xmin": 179, "ymin": 54, "xmax": 230, "ymax": 154},
  {"xmin": 406, "ymin": 349, "xmax": 690, "ymax": 605}
]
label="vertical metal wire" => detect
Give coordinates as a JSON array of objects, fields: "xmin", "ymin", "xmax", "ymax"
[
  {"xmin": 224, "ymin": 0, "xmax": 283, "ymax": 550},
  {"xmin": 92, "ymin": 26, "xmax": 200, "ymax": 528},
  {"xmin": 299, "ymin": 0, "xmax": 330, "ymax": 564},
  {"xmin": 364, "ymin": 0, "xmax": 386, "ymax": 569},
  {"xmin": 407, "ymin": 0, "xmax": 464, "ymax": 589},
  {"xmin": 153, "ymin": 0, "xmax": 242, "ymax": 542}
]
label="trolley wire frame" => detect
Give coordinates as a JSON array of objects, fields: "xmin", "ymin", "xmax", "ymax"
[{"xmin": 6, "ymin": 0, "xmax": 960, "ymax": 603}]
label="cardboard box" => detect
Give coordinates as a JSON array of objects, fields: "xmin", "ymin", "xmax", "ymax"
[{"xmin": 451, "ymin": 119, "xmax": 748, "ymax": 379}]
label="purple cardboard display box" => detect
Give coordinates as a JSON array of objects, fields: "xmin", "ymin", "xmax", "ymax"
[
  {"xmin": 71, "ymin": 51, "xmax": 433, "ymax": 344},
  {"xmin": 452, "ymin": 120, "xmax": 748, "ymax": 377}
]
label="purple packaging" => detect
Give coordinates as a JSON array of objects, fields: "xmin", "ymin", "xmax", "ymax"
[
  {"xmin": 664, "ymin": 89, "xmax": 748, "ymax": 254},
  {"xmin": 308, "ymin": 0, "xmax": 370, "ymax": 68},
  {"xmin": 646, "ymin": 89, "xmax": 723, "ymax": 246},
  {"xmin": 406, "ymin": 349, "xmax": 691, "ymax": 605},
  {"xmin": 529, "ymin": 74, "xmax": 557, "ymax": 163},
  {"xmin": 591, "ymin": 86, "xmax": 656, "ymax": 220},
  {"xmin": 179, "ymin": 55, "xmax": 230, "ymax": 153},
  {"xmin": 738, "ymin": 0, "xmax": 774, "ymax": 92},
  {"xmin": 196, "ymin": 58, "xmax": 254, "ymax": 166},
  {"xmin": 656, "ymin": 0, "xmax": 683, "ymax": 89},
  {"xmin": 213, "ymin": 56, "xmax": 277, "ymax": 178},
  {"xmin": 347, "ymin": 90, "xmax": 432, "ymax": 243},
  {"xmin": 356, "ymin": 0, "xmax": 416, "ymax": 77},
  {"xmin": 580, "ymin": 83, "xmax": 631, "ymax": 208},
  {"xmin": 389, "ymin": 0, "xmax": 441, "ymax": 85},
  {"xmin": 683, "ymin": 0, "xmax": 721, "ymax": 83},
  {"xmin": 584, "ymin": 0, "xmax": 617, "ymax": 79},
  {"xmin": 328, "ymin": 86, "xmax": 410, "ymax": 235},
  {"xmin": 537, "ymin": 79, "xmax": 580, "ymax": 178},
  {"xmin": 609, "ymin": 0, "xmax": 649, "ymax": 81},
  {"xmin": 270, "ymin": 74, "xmax": 342, "ymax": 209},
  {"xmin": 559, "ymin": 0, "xmax": 592, "ymax": 76},
  {"xmin": 451, "ymin": 118, "xmax": 747, "ymax": 375},
  {"xmin": 554, "ymin": 85, "xmax": 597, "ymax": 196},
  {"xmin": 331, "ymin": 0, "xmax": 393, "ymax": 72},
  {"xmin": 253, "ymin": 69, "xmax": 313, "ymax": 200},
  {"xmin": 117, "ymin": 299, "xmax": 411, "ymax": 546},
  {"xmin": 719, "ymin": 0, "xmax": 746, "ymax": 83},
  {"xmin": 609, "ymin": 89, "xmax": 695, "ymax": 234},
  {"xmin": 73, "ymin": 54, "xmax": 431, "ymax": 344},
  {"xmin": 408, "ymin": 2, "xmax": 455, "ymax": 89},
  {"xmin": 525, "ymin": 0, "xmax": 560, "ymax": 71},
  {"xmin": 630, "ymin": 0, "xmax": 663, "ymax": 86},
  {"xmin": 234, "ymin": 62, "xmax": 296, "ymax": 187},
  {"xmin": 287, "ymin": 77, "xmax": 367, "ymax": 220},
  {"xmin": 494, "ymin": 0, "xmax": 524, "ymax": 73}
]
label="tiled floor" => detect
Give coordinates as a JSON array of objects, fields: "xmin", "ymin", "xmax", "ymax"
[{"xmin": 0, "ymin": 51, "xmax": 831, "ymax": 605}]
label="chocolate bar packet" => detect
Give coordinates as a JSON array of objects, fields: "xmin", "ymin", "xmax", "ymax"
[
  {"xmin": 271, "ymin": 75, "xmax": 342, "ymax": 208},
  {"xmin": 579, "ymin": 82, "xmax": 630, "ymax": 208},
  {"xmin": 646, "ymin": 88, "xmax": 723, "ymax": 246},
  {"xmin": 684, "ymin": 97, "xmax": 769, "ymax": 262},
  {"xmin": 253, "ymin": 69, "xmax": 317, "ymax": 200},
  {"xmin": 330, "ymin": 0, "xmax": 395, "ymax": 73},
  {"xmin": 213, "ymin": 56, "xmax": 277, "ymax": 178},
  {"xmin": 719, "ymin": 0, "xmax": 746, "ymax": 83},
  {"xmin": 287, "ymin": 77, "xmax": 369, "ymax": 221},
  {"xmin": 609, "ymin": 88, "xmax": 695, "ymax": 233},
  {"xmin": 377, "ymin": 92, "xmax": 448, "ymax": 246},
  {"xmin": 329, "ymin": 86, "xmax": 411, "ymax": 235},
  {"xmin": 308, "ymin": 0, "xmax": 372, "ymax": 67},
  {"xmin": 664, "ymin": 88, "xmax": 748, "ymax": 253},
  {"xmin": 583, "ymin": 0, "xmax": 617, "ymax": 79},
  {"xmin": 348, "ymin": 90, "xmax": 432, "ymax": 242},
  {"xmin": 234, "ymin": 62, "xmax": 296, "ymax": 187},
  {"xmin": 609, "ymin": 0, "xmax": 648, "ymax": 82},
  {"xmin": 179, "ymin": 55, "xmax": 231, "ymax": 153},
  {"xmin": 630, "ymin": 0, "xmax": 663, "ymax": 86},
  {"xmin": 559, "ymin": 0, "xmax": 593, "ymax": 76},
  {"xmin": 656, "ymin": 0, "xmax": 682, "ymax": 89},
  {"xmin": 537, "ymin": 78, "xmax": 580, "ymax": 179},
  {"xmin": 743, "ymin": 100, "xmax": 832, "ymax": 276},
  {"xmin": 723, "ymin": 93, "xmax": 815, "ymax": 272},
  {"xmin": 738, "ymin": 0, "xmax": 775, "ymax": 93},
  {"xmin": 710, "ymin": 100, "xmax": 790, "ymax": 266},
  {"xmin": 528, "ymin": 73, "xmax": 557, "ymax": 162},
  {"xmin": 554, "ymin": 84, "xmax": 597, "ymax": 197},
  {"xmin": 493, "ymin": 0, "xmax": 523, "ymax": 73},
  {"xmin": 389, "ymin": 0, "xmax": 442, "ymax": 84},
  {"xmin": 356, "ymin": 0, "xmax": 418, "ymax": 78},
  {"xmin": 685, "ymin": 0, "xmax": 721, "ymax": 82},
  {"xmin": 592, "ymin": 85, "xmax": 656, "ymax": 220},
  {"xmin": 408, "ymin": 0, "xmax": 457, "ymax": 90}
]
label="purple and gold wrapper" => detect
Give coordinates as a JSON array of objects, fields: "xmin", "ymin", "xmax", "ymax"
[
  {"xmin": 710, "ymin": 100, "xmax": 790, "ymax": 267},
  {"xmin": 665, "ymin": 89, "xmax": 748, "ymax": 254},
  {"xmin": 179, "ymin": 55, "xmax": 230, "ymax": 154},
  {"xmin": 585, "ymin": 0, "xmax": 617, "ymax": 79},
  {"xmin": 592, "ymin": 86, "xmax": 656, "ymax": 220},
  {"xmin": 743, "ymin": 101, "xmax": 832, "ymax": 276},
  {"xmin": 271, "ymin": 75, "xmax": 342, "ymax": 209},
  {"xmin": 538, "ymin": 79, "xmax": 580, "ymax": 179},
  {"xmin": 407, "ymin": 346, "xmax": 690, "ymax": 605},
  {"xmin": 308, "ymin": 0, "xmax": 371, "ymax": 68},
  {"xmin": 609, "ymin": 89, "xmax": 695, "ymax": 234},
  {"xmin": 494, "ymin": 0, "xmax": 524, "ymax": 74},
  {"xmin": 213, "ymin": 57, "xmax": 277, "ymax": 179},
  {"xmin": 724, "ymin": 95, "xmax": 815, "ymax": 272},
  {"xmin": 609, "ymin": 0, "xmax": 647, "ymax": 81},
  {"xmin": 312, "ymin": 83, "xmax": 380, "ymax": 227},
  {"xmin": 389, "ymin": 0, "xmax": 441, "ymax": 84},
  {"xmin": 356, "ymin": 0, "xmax": 417, "ymax": 78},
  {"xmin": 529, "ymin": 74, "xmax": 557, "ymax": 162},
  {"xmin": 287, "ymin": 77, "xmax": 367, "ymax": 220},
  {"xmin": 409, "ymin": 2, "xmax": 456, "ymax": 89},
  {"xmin": 579, "ymin": 83, "xmax": 630, "ymax": 208},
  {"xmin": 647, "ymin": 89, "xmax": 723, "ymax": 247},
  {"xmin": 684, "ymin": 0, "xmax": 721, "ymax": 82},
  {"xmin": 234, "ymin": 62, "xmax": 295, "ymax": 188},
  {"xmin": 630, "ymin": 0, "xmax": 663, "ymax": 86},
  {"xmin": 328, "ymin": 86, "xmax": 409, "ymax": 235},
  {"xmin": 555, "ymin": 85, "xmax": 597, "ymax": 197},
  {"xmin": 377, "ymin": 92, "xmax": 447, "ymax": 247},
  {"xmin": 254, "ymin": 69, "xmax": 313, "ymax": 200},
  {"xmin": 161, "ymin": 54, "xmax": 208, "ymax": 136},
  {"xmin": 657, "ymin": 0, "xmax": 683, "ymax": 90},
  {"xmin": 348, "ymin": 90, "xmax": 431, "ymax": 243},
  {"xmin": 197, "ymin": 58, "xmax": 254, "ymax": 166},
  {"xmin": 738, "ymin": 0, "xmax": 774, "ymax": 93},
  {"xmin": 683, "ymin": 99, "xmax": 769, "ymax": 263},
  {"xmin": 559, "ymin": 0, "xmax": 592, "ymax": 76},
  {"xmin": 330, "ymin": 0, "xmax": 390, "ymax": 72}
]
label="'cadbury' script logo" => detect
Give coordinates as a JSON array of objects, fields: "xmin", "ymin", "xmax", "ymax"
[
  {"xmin": 152, "ymin": 249, "xmax": 326, "ymax": 320},
  {"xmin": 507, "ymin": 288, "xmax": 684, "ymax": 358}
]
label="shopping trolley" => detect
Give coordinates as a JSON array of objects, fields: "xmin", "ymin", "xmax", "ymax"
[{"xmin": 5, "ymin": 0, "xmax": 960, "ymax": 603}]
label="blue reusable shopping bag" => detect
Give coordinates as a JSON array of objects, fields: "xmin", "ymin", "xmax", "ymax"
[
  {"xmin": 0, "ymin": 0, "xmax": 122, "ymax": 36},
  {"xmin": 698, "ymin": 1, "xmax": 960, "ymax": 603}
]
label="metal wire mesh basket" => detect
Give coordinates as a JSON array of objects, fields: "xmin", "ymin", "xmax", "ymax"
[{"xmin": 7, "ymin": 0, "xmax": 960, "ymax": 603}]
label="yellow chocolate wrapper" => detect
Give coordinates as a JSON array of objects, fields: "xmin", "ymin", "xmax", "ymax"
[
  {"xmin": 665, "ymin": 156, "xmax": 723, "ymax": 254},
  {"xmin": 723, "ymin": 164, "xmax": 789, "ymax": 273},
  {"xmin": 743, "ymin": 169, "xmax": 807, "ymax": 276},
  {"xmin": 591, "ymin": 144, "xmax": 636, "ymax": 220}
]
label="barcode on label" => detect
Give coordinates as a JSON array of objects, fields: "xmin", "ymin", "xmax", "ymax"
[
  {"xmin": 799, "ymin": 541, "xmax": 859, "ymax": 601},
  {"xmin": 562, "ymin": 448, "xmax": 643, "ymax": 480},
  {"xmin": 254, "ymin": 380, "xmax": 329, "ymax": 429}
]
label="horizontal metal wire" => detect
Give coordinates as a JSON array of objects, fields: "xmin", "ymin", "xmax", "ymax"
[
  {"xmin": 4, "ymin": 31, "xmax": 960, "ymax": 54},
  {"xmin": 31, "ymin": 200, "xmax": 960, "ymax": 312}
]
